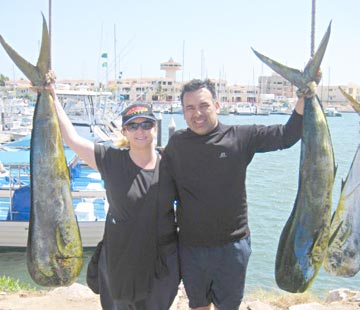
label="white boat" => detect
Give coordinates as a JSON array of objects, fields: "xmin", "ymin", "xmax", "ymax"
[
  {"xmin": 325, "ymin": 107, "xmax": 342, "ymax": 117},
  {"xmin": 163, "ymin": 101, "xmax": 183, "ymax": 114},
  {"xmin": 218, "ymin": 102, "xmax": 230, "ymax": 115},
  {"xmin": 255, "ymin": 105, "xmax": 271, "ymax": 116},
  {"xmin": 234, "ymin": 103, "xmax": 256, "ymax": 115},
  {"xmin": 0, "ymin": 90, "xmax": 115, "ymax": 249}
]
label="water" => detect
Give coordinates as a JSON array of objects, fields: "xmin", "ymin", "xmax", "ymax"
[{"xmin": 1, "ymin": 112, "xmax": 360, "ymax": 297}]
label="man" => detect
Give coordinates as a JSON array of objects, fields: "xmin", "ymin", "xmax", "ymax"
[{"xmin": 161, "ymin": 79, "xmax": 305, "ymax": 310}]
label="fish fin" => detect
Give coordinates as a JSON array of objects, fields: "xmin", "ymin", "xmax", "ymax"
[
  {"xmin": 327, "ymin": 219, "xmax": 343, "ymax": 247},
  {"xmin": 36, "ymin": 13, "xmax": 51, "ymax": 78},
  {"xmin": 251, "ymin": 47, "xmax": 305, "ymax": 86},
  {"xmin": 252, "ymin": 21, "xmax": 331, "ymax": 89},
  {"xmin": 315, "ymin": 95, "xmax": 324, "ymax": 109},
  {"xmin": 339, "ymin": 86, "xmax": 360, "ymax": 115},
  {"xmin": 0, "ymin": 35, "xmax": 40, "ymax": 84},
  {"xmin": 309, "ymin": 230, "xmax": 325, "ymax": 262},
  {"xmin": 0, "ymin": 14, "xmax": 50, "ymax": 86},
  {"xmin": 341, "ymin": 177, "xmax": 346, "ymax": 191},
  {"xmin": 303, "ymin": 22, "xmax": 331, "ymax": 82}
]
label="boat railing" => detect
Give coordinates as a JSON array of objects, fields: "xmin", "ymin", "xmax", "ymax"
[
  {"xmin": 0, "ymin": 163, "xmax": 30, "ymax": 220},
  {"xmin": 0, "ymin": 161, "xmax": 107, "ymax": 221}
]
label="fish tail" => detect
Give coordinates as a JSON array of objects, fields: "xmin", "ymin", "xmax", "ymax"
[
  {"xmin": 0, "ymin": 14, "xmax": 50, "ymax": 86},
  {"xmin": 252, "ymin": 22, "xmax": 331, "ymax": 89}
]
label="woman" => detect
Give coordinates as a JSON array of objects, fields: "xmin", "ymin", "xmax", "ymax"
[{"xmin": 51, "ymin": 86, "xmax": 179, "ymax": 310}]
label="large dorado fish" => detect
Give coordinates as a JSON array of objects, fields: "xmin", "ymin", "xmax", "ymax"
[
  {"xmin": 252, "ymin": 23, "xmax": 336, "ymax": 293},
  {"xmin": 323, "ymin": 88, "xmax": 360, "ymax": 277},
  {"xmin": 0, "ymin": 15, "xmax": 83, "ymax": 286}
]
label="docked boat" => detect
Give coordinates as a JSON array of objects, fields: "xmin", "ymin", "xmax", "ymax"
[
  {"xmin": 234, "ymin": 102, "xmax": 256, "ymax": 115},
  {"xmin": 0, "ymin": 89, "xmax": 116, "ymax": 249},
  {"xmin": 218, "ymin": 102, "xmax": 230, "ymax": 115},
  {"xmin": 255, "ymin": 105, "xmax": 271, "ymax": 116},
  {"xmin": 325, "ymin": 107, "xmax": 342, "ymax": 117},
  {"xmin": 0, "ymin": 143, "xmax": 107, "ymax": 248},
  {"xmin": 163, "ymin": 101, "xmax": 182, "ymax": 114}
]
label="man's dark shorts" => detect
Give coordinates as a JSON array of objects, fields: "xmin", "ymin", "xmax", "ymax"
[{"xmin": 179, "ymin": 236, "xmax": 251, "ymax": 310}]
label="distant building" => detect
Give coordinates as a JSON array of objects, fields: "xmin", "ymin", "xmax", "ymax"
[
  {"xmin": 318, "ymin": 84, "xmax": 360, "ymax": 109},
  {"xmin": 225, "ymin": 84, "xmax": 257, "ymax": 103},
  {"xmin": 4, "ymin": 79, "xmax": 32, "ymax": 98},
  {"xmin": 160, "ymin": 58, "xmax": 182, "ymax": 81},
  {"xmin": 2, "ymin": 58, "xmax": 356, "ymax": 110},
  {"xmin": 110, "ymin": 77, "xmax": 181, "ymax": 102},
  {"xmin": 258, "ymin": 73, "xmax": 296, "ymax": 98},
  {"xmin": 57, "ymin": 79, "xmax": 97, "ymax": 91}
]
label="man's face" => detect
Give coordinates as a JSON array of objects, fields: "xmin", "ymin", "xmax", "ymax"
[{"xmin": 182, "ymin": 88, "xmax": 220, "ymax": 135}]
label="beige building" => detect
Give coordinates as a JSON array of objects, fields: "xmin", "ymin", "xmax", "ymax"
[
  {"xmin": 4, "ymin": 79, "xmax": 32, "ymax": 98},
  {"xmin": 2, "ymin": 58, "xmax": 356, "ymax": 110},
  {"xmin": 258, "ymin": 73, "xmax": 296, "ymax": 98},
  {"xmin": 109, "ymin": 77, "xmax": 181, "ymax": 102},
  {"xmin": 57, "ymin": 79, "xmax": 97, "ymax": 91}
]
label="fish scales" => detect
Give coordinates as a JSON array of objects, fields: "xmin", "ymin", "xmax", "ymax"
[
  {"xmin": 0, "ymin": 16, "xmax": 83, "ymax": 286},
  {"xmin": 252, "ymin": 23, "xmax": 335, "ymax": 292},
  {"xmin": 323, "ymin": 90, "xmax": 360, "ymax": 277},
  {"xmin": 28, "ymin": 91, "xmax": 83, "ymax": 286},
  {"xmin": 275, "ymin": 95, "xmax": 335, "ymax": 292}
]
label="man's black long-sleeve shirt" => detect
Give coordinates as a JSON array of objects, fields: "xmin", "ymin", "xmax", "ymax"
[{"xmin": 162, "ymin": 111, "xmax": 303, "ymax": 246}]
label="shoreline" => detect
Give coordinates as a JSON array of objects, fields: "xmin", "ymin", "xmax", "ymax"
[{"xmin": 1, "ymin": 283, "xmax": 360, "ymax": 310}]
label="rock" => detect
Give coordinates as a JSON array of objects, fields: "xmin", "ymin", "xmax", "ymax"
[
  {"xmin": 289, "ymin": 302, "xmax": 327, "ymax": 310},
  {"xmin": 241, "ymin": 300, "xmax": 276, "ymax": 309},
  {"xmin": 325, "ymin": 288, "xmax": 360, "ymax": 303},
  {"xmin": 49, "ymin": 283, "xmax": 96, "ymax": 300}
]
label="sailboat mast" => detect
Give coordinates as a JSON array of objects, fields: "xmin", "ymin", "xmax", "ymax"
[
  {"xmin": 49, "ymin": 0, "xmax": 52, "ymax": 68},
  {"xmin": 114, "ymin": 24, "xmax": 117, "ymax": 83},
  {"xmin": 311, "ymin": 0, "xmax": 316, "ymax": 57},
  {"xmin": 114, "ymin": 24, "xmax": 117, "ymax": 102}
]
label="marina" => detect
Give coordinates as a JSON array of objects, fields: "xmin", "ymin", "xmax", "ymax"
[
  {"xmin": 0, "ymin": 0, "xmax": 359, "ymax": 306},
  {"xmin": 0, "ymin": 90, "xmax": 115, "ymax": 249},
  {"xmin": 0, "ymin": 138, "xmax": 107, "ymax": 248},
  {"xmin": 0, "ymin": 112, "xmax": 359, "ymax": 296}
]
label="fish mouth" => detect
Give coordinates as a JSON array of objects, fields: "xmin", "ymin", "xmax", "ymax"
[{"xmin": 29, "ymin": 256, "xmax": 83, "ymax": 287}]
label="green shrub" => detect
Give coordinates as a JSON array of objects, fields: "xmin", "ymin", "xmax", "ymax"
[{"xmin": 0, "ymin": 276, "xmax": 36, "ymax": 292}]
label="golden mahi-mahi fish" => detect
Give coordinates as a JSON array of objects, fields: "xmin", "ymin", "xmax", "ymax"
[
  {"xmin": 252, "ymin": 23, "xmax": 336, "ymax": 293},
  {"xmin": 323, "ymin": 87, "xmax": 360, "ymax": 277},
  {"xmin": 0, "ymin": 15, "xmax": 83, "ymax": 286}
]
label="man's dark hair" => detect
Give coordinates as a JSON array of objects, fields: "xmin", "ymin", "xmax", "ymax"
[{"xmin": 180, "ymin": 79, "xmax": 216, "ymax": 105}]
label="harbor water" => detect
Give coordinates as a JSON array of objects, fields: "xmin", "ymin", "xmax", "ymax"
[{"xmin": 1, "ymin": 112, "xmax": 360, "ymax": 297}]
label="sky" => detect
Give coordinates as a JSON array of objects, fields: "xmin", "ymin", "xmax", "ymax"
[{"xmin": 0, "ymin": 0, "xmax": 359, "ymax": 86}]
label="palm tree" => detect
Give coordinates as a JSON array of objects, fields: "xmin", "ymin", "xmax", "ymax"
[{"xmin": 0, "ymin": 74, "xmax": 9, "ymax": 87}]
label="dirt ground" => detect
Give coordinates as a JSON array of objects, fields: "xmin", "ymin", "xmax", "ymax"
[{"xmin": 0, "ymin": 283, "xmax": 359, "ymax": 310}]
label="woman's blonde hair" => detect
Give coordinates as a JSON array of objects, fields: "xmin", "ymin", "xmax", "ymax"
[
  {"xmin": 114, "ymin": 129, "xmax": 130, "ymax": 148},
  {"xmin": 114, "ymin": 136, "xmax": 129, "ymax": 148}
]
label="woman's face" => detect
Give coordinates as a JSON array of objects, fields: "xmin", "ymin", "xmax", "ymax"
[{"xmin": 122, "ymin": 117, "xmax": 157, "ymax": 148}]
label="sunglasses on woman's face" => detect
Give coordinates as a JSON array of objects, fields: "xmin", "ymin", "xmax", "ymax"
[{"xmin": 125, "ymin": 120, "xmax": 155, "ymax": 132}]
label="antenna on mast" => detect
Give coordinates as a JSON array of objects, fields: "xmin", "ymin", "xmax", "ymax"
[{"xmin": 310, "ymin": 0, "xmax": 316, "ymax": 57}]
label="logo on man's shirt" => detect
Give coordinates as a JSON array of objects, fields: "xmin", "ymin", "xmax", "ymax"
[{"xmin": 219, "ymin": 152, "xmax": 227, "ymax": 159}]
